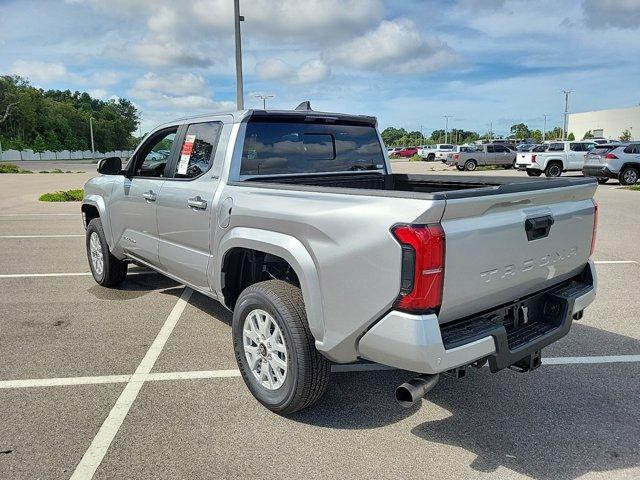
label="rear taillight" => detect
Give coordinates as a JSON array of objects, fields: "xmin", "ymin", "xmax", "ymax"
[
  {"xmin": 392, "ymin": 224, "xmax": 445, "ymax": 312},
  {"xmin": 453, "ymin": 154, "xmax": 459, "ymax": 160},
  {"xmin": 605, "ymin": 153, "xmax": 618, "ymax": 161},
  {"xmin": 590, "ymin": 200, "xmax": 598, "ymax": 257},
  {"xmin": 531, "ymin": 154, "xmax": 537, "ymax": 164}
]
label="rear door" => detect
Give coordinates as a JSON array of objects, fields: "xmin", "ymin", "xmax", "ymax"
[
  {"xmin": 568, "ymin": 142, "xmax": 590, "ymax": 170},
  {"xmin": 438, "ymin": 182, "xmax": 597, "ymax": 323},
  {"xmin": 156, "ymin": 120, "xmax": 225, "ymax": 290}
]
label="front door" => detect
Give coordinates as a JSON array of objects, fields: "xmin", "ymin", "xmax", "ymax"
[
  {"xmin": 493, "ymin": 144, "xmax": 513, "ymax": 165},
  {"xmin": 156, "ymin": 121, "xmax": 224, "ymax": 290},
  {"xmin": 109, "ymin": 127, "xmax": 178, "ymax": 267}
]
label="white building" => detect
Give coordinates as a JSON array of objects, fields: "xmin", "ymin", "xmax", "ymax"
[{"xmin": 567, "ymin": 105, "xmax": 640, "ymax": 141}]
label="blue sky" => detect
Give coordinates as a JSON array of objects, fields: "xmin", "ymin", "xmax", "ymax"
[{"xmin": 1, "ymin": 0, "xmax": 639, "ymax": 136}]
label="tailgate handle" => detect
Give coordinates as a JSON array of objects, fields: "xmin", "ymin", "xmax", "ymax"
[{"xmin": 525, "ymin": 215, "xmax": 554, "ymax": 241}]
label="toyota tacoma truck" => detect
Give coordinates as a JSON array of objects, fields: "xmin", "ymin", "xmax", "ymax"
[
  {"xmin": 516, "ymin": 140, "xmax": 596, "ymax": 177},
  {"xmin": 82, "ymin": 106, "xmax": 598, "ymax": 413},
  {"xmin": 446, "ymin": 143, "xmax": 517, "ymax": 171}
]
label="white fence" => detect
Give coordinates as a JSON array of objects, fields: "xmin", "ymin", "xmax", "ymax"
[{"xmin": 0, "ymin": 149, "xmax": 134, "ymax": 162}]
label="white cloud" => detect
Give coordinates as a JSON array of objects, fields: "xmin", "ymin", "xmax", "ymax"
[
  {"xmin": 91, "ymin": 71, "xmax": 119, "ymax": 86},
  {"xmin": 128, "ymin": 72, "xmax": 233, "ymax": 111},
  {"xmin": 255, "ymin": 58, "xmax": 330, "ymax": 84},
  {"xmin": 87, "ymin": 88, "xmax": 108, "ymax": 99},
  {"xmin": 9, "ymin": 60, "xmax": 84, "ymax": 84},
  {"xmin": 582, "ymin": 0, "xmax": 640, "ymax": 28},
  {"xmin": 327, "ymin": 19, "xmax": 459, "ymax": 74},
  {"xmin": 130, "ymin": 41, "xmax": 216, "ymax": 68},
  {"xmin": 296, "ymin": 59, "xmax": 331, "ymax": 84}
]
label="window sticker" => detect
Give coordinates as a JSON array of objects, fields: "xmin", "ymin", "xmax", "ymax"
[{"xmin": 177, "ymin": 134, "xmax": 196, "ymax": 175}]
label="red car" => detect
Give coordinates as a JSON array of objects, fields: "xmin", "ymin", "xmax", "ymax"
[{"xmin": 392, "ymin": 147, "xmax": 418, "ymax": 157}]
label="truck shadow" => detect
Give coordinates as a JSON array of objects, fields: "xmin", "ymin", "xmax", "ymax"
[{"xmin": 292, "ymin": 323, "xmax": 640, "ymax": 479}]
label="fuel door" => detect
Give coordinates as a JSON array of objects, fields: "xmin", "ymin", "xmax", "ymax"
[{"xmin": 218, "ymin": 197, "xmax": 233, "ymax": 228}]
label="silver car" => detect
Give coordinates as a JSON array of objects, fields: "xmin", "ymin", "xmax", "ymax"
[{"xmin": 583, "ymin": 143, "xmax": 640, "ymax": 185}]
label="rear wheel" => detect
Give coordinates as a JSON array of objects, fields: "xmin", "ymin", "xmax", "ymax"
[
  {"xmin": 232, "ymin": 280, "xmax": 330, "ymax": 414},
  {"xmin": 619, "ymin": 166, "xmax": 639, "ymax": 185},
  {"xmin": 456, "ymin": 165, "xmax": 465, "ymax": 171},
  {"xmin": 86, "ymin": 218, "xmax": 127, "ymax": 287},
  {"xmin": 596, "ymin": 178, "xmax": 609, "ymax": 185},
  {"xmin": 527, "ymin": 170, "xmax": 542, "ymax": 177},
  {"xmin": 544, "ymin": 162, "xmax": 562, "ymax": 177},
  {"xmin": 464, "ymin": 159, "xmax": 477, "ymax": 171}
]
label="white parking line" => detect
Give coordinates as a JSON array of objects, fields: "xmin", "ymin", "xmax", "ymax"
[
  {"xmin": 2, "ymin": 354, "xmax": 640, "ymax": 391},
  {"xmin": 0, "ymin": 271, "xmax": 156, "ymax": 279},
  {"xmin": 593, "ymin": 260, "xmax": 638, "ymax": 264},
  {"xmin": 70, "ymin": 287, "xmax": 192, "ymax": 480},
  {"xmin": 0, "ymin": 234, "xmax": 84, "ymax": 238},
  {"xmin": 0, "ymin": 213, "xmax": 78, "ymax": 217}
]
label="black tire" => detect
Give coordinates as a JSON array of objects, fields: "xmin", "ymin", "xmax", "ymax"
[
  {"xmin": 597, "ymin": 178, "xmax": 610, "ymax": 185},
  {"xmin": 502, "ymin": 164, "xmax": 512, "ymax": 169},
  {"xmin": 86, "ymin": 218, "xmax": 127, "ymax": 287},
  {"xmin": 619, "ymin": 166, "xmax": 639, "ymax": 186},
  {"xmin": 545, "ymin": 162, "xmax": 562, "ymax": 177},
  {"xmin": 527, "ymin": 170, "xmax": 542, "ymax": 177},
  {"xmin": 232, "ymin": 280, "xmax": 330, "ymax": 414},
  {"xmin": 427, "ymin": 153, "xmax": 435, "ymax": 162},
  {"xmin": 456, "ymin": 165, "xmax": 465, "ymax": 171},
  {"xmin": 464, "ymin": 159, "xmax": 477, "ymax": 171}
]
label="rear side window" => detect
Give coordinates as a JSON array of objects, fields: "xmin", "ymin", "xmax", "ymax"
[
  {"xmin": 592, "ymin": 146, "xmax": 617, "ymax": 155},
  {"xmin": 532, "ymin": 145, "xmax": 548, "ymax": 152},
  {"xmin": 440, "ymin": 144, "xmax": 453, "ymax": 150},
  {"xmin": 173, "ymin": 122, "xmax": 222, "ymax": 179},
  {"xmin": 548, "ymin": 143, "xmax": 565, "ymax": 151},
  {"xmin": 624, "ymin": 144, "xmax": 640, "ymax": 154},
  {"xmin": 240, "ymin": 121, "xmax": 385, "ymax": 176}
]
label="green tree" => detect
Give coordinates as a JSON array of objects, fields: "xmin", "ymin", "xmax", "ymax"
[
  {"xmin": 582, "ymin": 130, "xmax": 594, "ymax": 139},
  {"xmin": 620, "ymin": 129, "xmax": 632, "ymax": 141},
  {"xmin": 32, "ymin": 134, "xmax": 47, "ymax": 152},
  {"xmin": 567, "ymin": 132, "xmax": 575, "ymax": 141},
  {"xmin": 380, "ymin": 127, "xmax": 408, "ymax": 147},
  {"xmin": 510, "ymin": 123, "xmax": 531, "ymax": 140}
]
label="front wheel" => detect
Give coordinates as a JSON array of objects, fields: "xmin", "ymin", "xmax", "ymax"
[
  {"xmin": 597, "ymin": 178, "xmax": 609, "ymax": 185},
  {"xmin": 619, "ymin": 166, "xmax": 639, "ymax": 185},
  {"xmin": 427, "ymin": 153, "xmax": 435, "ymax": 162},
  {"xmin": 86, "ymin": 218, "xmax": 127, "ymax": 287},
  {"xmin": 232, "ymin": 280, "xmax": 330, "ymax": 414}
]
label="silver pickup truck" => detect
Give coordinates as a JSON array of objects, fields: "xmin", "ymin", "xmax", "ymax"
[
  {"xmin": 82, "ymin": 107, "xmax": 598, "ymax": 413},
  {"xmin": 446, "ymin": 143, "xmax": 517, "ymax": 171}
]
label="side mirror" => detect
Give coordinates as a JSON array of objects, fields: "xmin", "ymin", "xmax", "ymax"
[{"xmin": 98, "ymin": 156, "xmax": 123, "ymax": 175}]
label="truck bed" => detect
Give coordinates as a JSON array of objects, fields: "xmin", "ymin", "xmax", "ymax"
[{"xmin": 239, "ymin": 172, "xmax": 596, "ymax": 199}]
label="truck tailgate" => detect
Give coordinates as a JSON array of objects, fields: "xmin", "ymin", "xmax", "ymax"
[{"xmin": 438, "ymin": 181, "xmax": 597, "ymax": 323}]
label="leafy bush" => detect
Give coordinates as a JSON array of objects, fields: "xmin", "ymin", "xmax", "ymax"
[
  {"xmin": 0, "ymin": 163, "xmax": 32, "ymax": 173},
  {"xmin": 628, "ymin": 185, "xmax": 640, "ymax": 191},
  {"xmin": 39, "ymin": 189, "xmax": 84, "ymax": 202}
]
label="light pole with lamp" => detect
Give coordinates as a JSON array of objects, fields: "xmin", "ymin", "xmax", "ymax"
[
  {"xmin": 89, "ymin": 116, "xmax": 95, "ymax": 159},
  {"xmin": 252, "ymin": 93, "xmax": 275, "ymax": 109}
]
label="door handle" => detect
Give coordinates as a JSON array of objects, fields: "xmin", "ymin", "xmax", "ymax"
[
  {"xmin": 187, "ymin": 196, "xmax": 208, "ymax": 210},
  {"xmin": 142, "ymin": 190, "xmax": 156, "ymax": 202}
]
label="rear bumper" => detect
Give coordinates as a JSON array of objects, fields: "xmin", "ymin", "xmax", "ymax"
[
  {"xmin": 358, "ymin": 261, "xmax": 596, "ymax": 374},
  {"xmin": 583, "ymin": 164, "xmax": 617, "ymax": 178}
]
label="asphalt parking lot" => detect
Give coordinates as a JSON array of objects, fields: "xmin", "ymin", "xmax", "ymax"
[{"xmin": 1, "ymin": 164, "xmax": 639, "ymax": 479}]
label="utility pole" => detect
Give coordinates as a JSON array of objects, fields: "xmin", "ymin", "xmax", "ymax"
[
  {"xmin": 252, "ymin": 93, "xmax": 275, "ymax": 109},
  {"xmin": 444, "ymin": 115, "xmax": 450, "ymax": 144},
  {"xmin": 234, "ymin": 0, "xmax": 245, "ymax": 110},
  {"xmin": 489, "ymin": 121, "xmax": 493, "ymax": 141},
  {"xmin": 543, "ymin": 114, "xmax": 547, "ymax": 141},
  {"xmin": 561, "ymin": 90, "xmax": 572, "ymax": 141},
  {"xmin": 89, "ymin": 117, "xmax": 95, "ymax": 157}
]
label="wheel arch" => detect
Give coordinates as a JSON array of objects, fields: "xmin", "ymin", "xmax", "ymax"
[
  {"xmin": 81, "ymin": 195, "xmax": 113, "ymax": 246},
  {"xmin": 215, "ymin": 227, "xmax": 325, "ymax": 343}
]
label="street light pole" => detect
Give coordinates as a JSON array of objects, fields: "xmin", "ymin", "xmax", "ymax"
[
  {"xmin": 543, "ymin": 114, "xmax": 547, "ymax": 141},
  {"xmin": 444, "ymin": 115, "xmax": 450, "ymax": 143},
  {"xmin": 89, "ymin": 117, "xmax": 95, "ymax": 158},
  {"xmin": 233, "ymin": 0, "xmax": 245, "ymax": 110},
  {"xmin": 562, "ymin": 90, "xmax": 572, "ymax": 141},
  {"xmin": 252, "ymin": 93, "xmax": 275, "ymax": 109}
]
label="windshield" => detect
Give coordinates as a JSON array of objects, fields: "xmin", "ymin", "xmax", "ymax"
[{"xmin": 240, "ymin": 121, "xmax": 385, "ymax": 176}]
